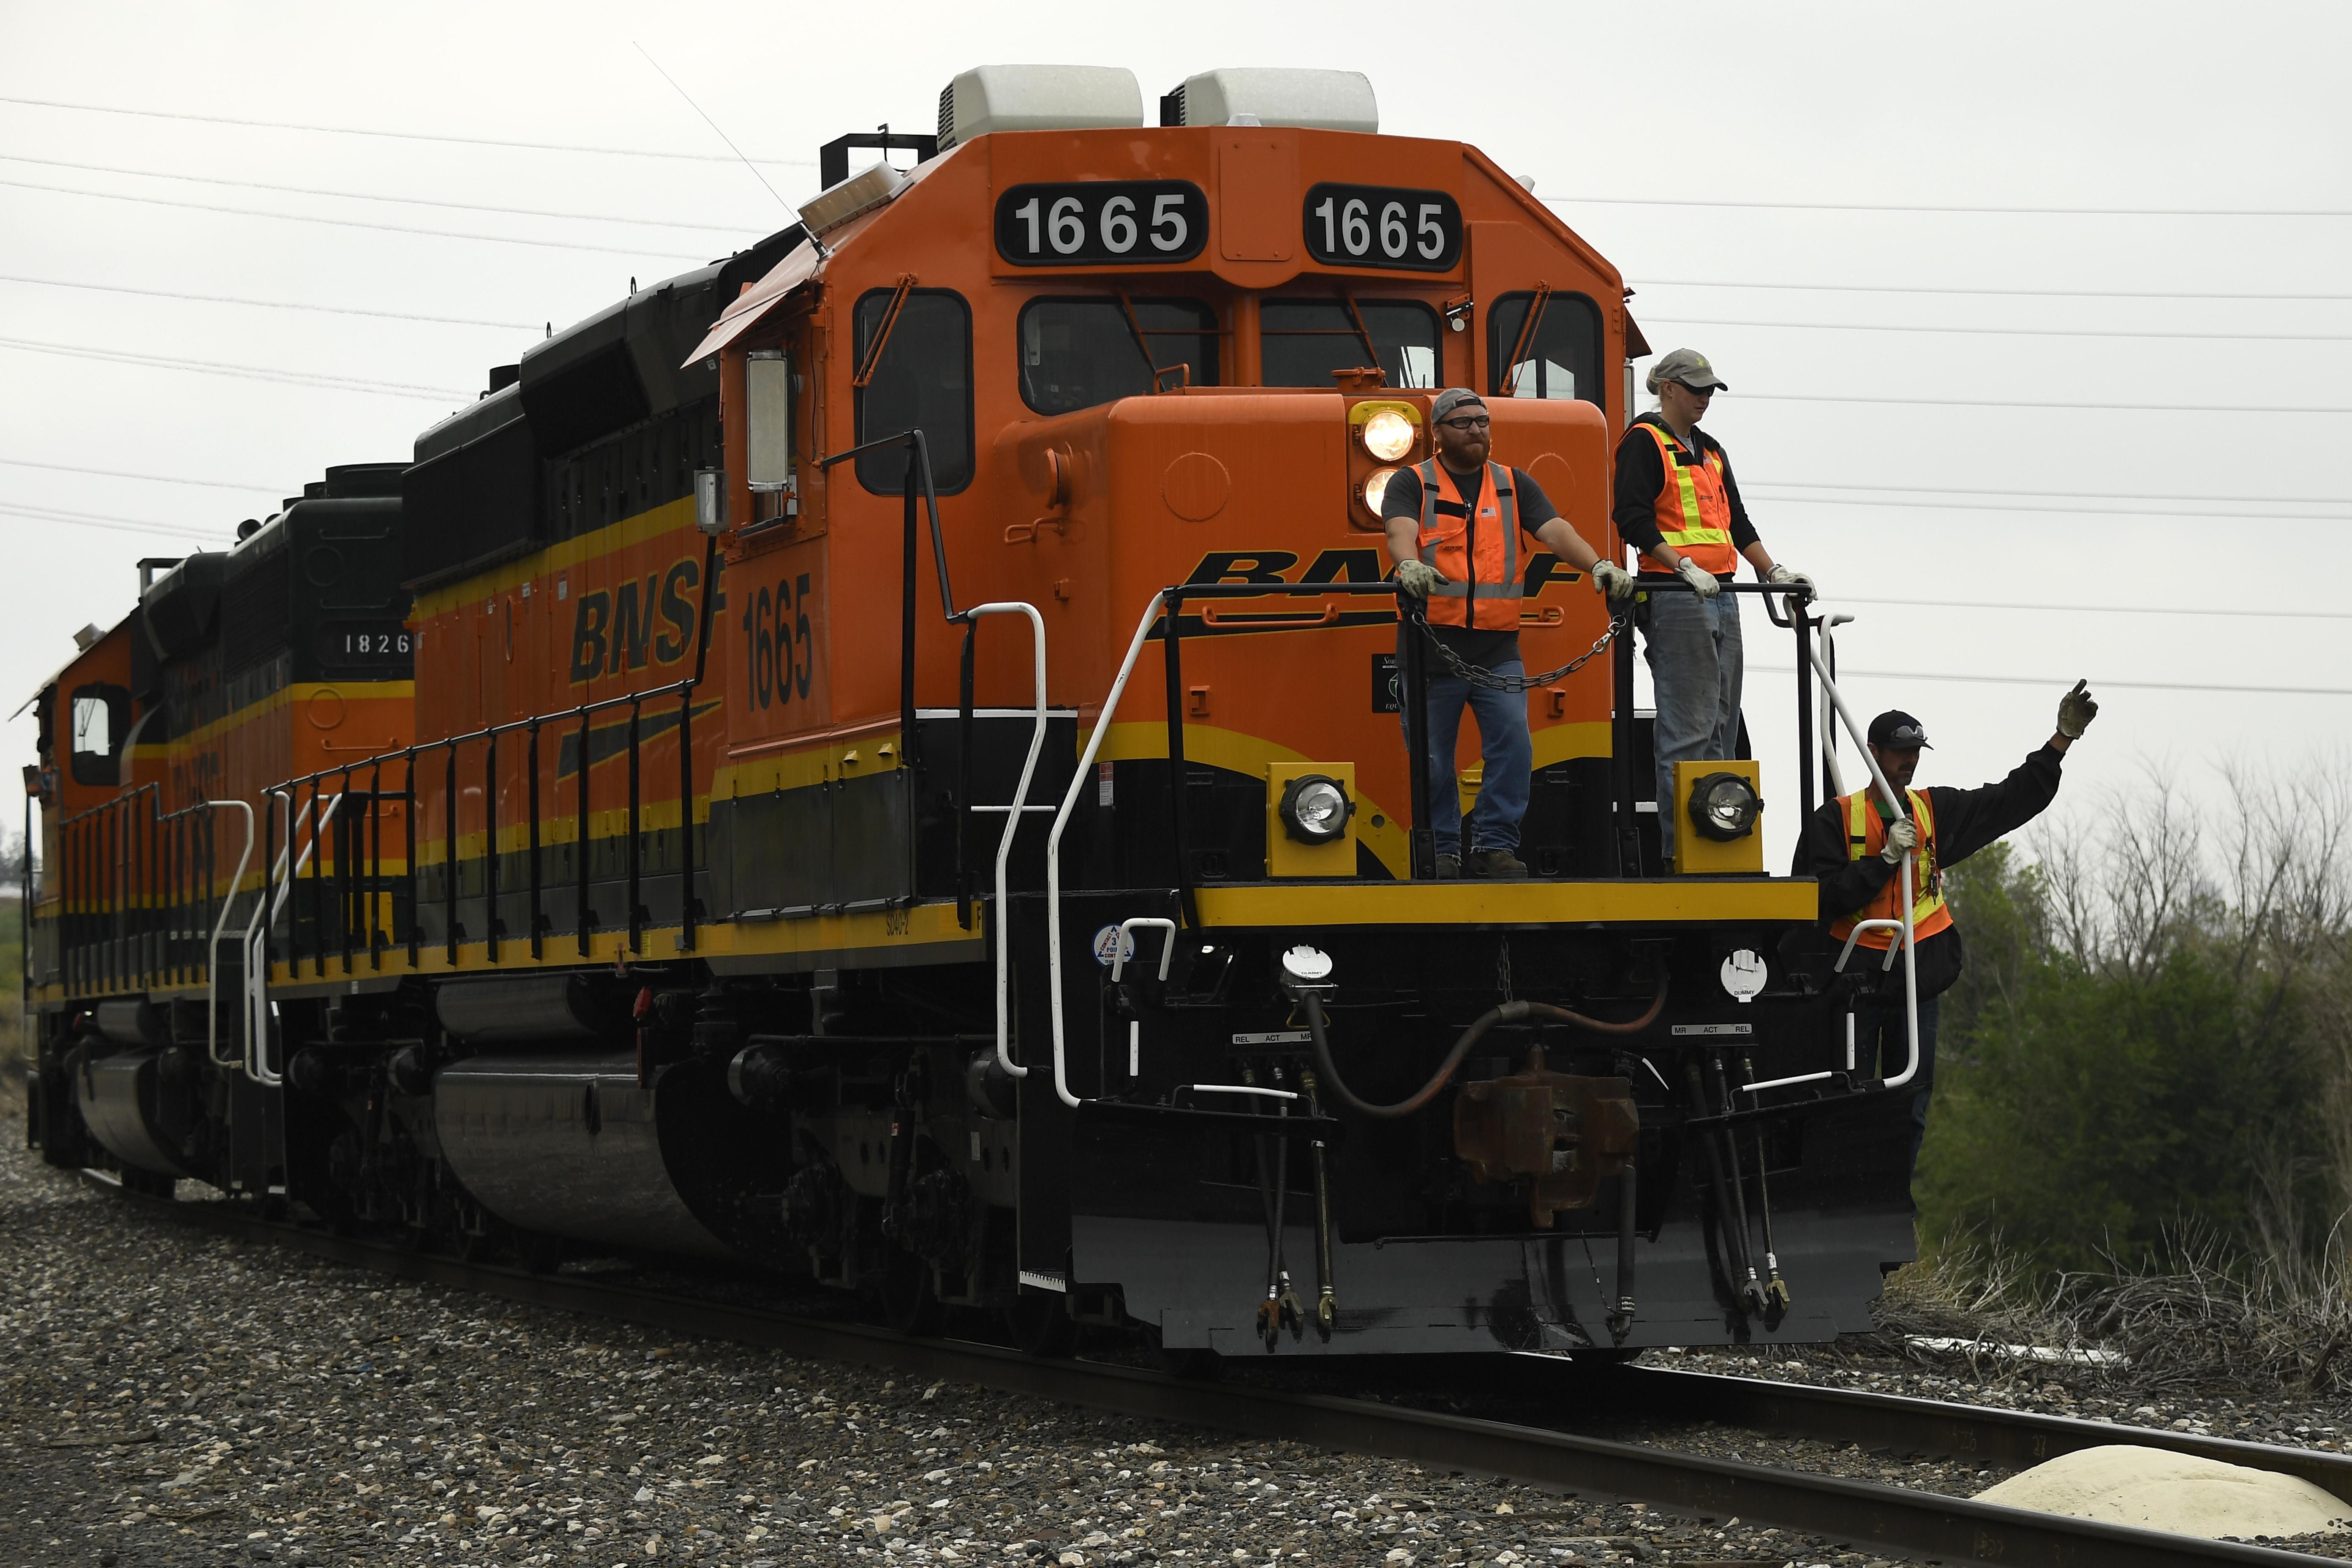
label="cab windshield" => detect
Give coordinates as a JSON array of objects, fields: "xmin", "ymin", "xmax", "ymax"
[
  {"xmin": 1018, "ymin": 297, "xmax": 1219, "ymax": 415},
  {"xmin": 1262, "ymin": 298, "xmax": 1440, "ymax": 390}
]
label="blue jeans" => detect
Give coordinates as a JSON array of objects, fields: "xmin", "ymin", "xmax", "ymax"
[
  {"xmin": 1642, "ymin": 588, "xmax": 1745, "ymax": 866},
  {"xmin": 1399, "ymin": 658, "xmax": 1533, "ymax": 856}
]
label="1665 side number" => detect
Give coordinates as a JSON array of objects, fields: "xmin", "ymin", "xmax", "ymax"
[{"xmin": 1302, "ymin": 182, "xmax": 1463, "ymax": 272}]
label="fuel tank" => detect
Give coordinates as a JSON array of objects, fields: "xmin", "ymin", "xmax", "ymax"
[{"xmin": 432, "ymin": 1053, "xmax": 791, "ymax": 1262}]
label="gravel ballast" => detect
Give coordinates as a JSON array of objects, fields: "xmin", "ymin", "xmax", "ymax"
[{"xmin": 2, "ymin": 1100, "xmax": 2339, "ymax": 1566}]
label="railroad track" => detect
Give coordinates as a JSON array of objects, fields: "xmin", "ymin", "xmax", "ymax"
[{"xmin": 84, "ymin": 1172, "xmax": 2338, "ymax": 1568}]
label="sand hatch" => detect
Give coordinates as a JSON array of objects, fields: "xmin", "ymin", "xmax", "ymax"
[{"xmin": 1974, "ymin": 1443, "xmax": 2352, "ymax": 1540}]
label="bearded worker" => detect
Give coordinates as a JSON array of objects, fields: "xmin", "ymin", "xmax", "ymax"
[{"xmin": 1793, "ymin": 682, "xmax": 2100, "ymax": 1179}]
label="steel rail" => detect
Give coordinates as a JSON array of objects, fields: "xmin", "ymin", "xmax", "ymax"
[
  {"xmin": 75, "ymin": 1175, "xmax": 2333, "ymax": 1568},
  {"xmin": 1545, "ymin": 1358, "xmax": 2352, "ymax": 1506}
]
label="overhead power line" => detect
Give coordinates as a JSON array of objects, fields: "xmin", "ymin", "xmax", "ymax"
[
  {"xmin": 1732, "ymin": 391, "xmax": 2347, "ymax": 415},
  {"xmin": 1756, "ymin": 664, "xmax": 2352, "ymax": 698},
  {"xmin": 0, "ymin": 93, "xmax": 816, "ymax": 167},
  {"xmin": 0, "ymin": 152, "xmax": 761, "ymax": 235},
  {"xmin": 0, "ymin": 456, "xmax": 282, "ymax": 492},
  {"xmin": 0, "ymin": 336, "xmax": 466, "ymax": 400},
  {"xmin": 0, "ymin": 273, "xmax": 534, "ymax": 330},
  {"xmin": 1550, "ymin": 193, "xmax": 2350, "ymax": 219},
  {"xmin": 0, "ymin": 176, "xmax": 713, "ymax": 261},
  {"xmin": 1751, "ymin": 492, "xmax": 2346, "ymax": 523},
  {"xmin": 1643, "ymin": 313, "xmax": 2352, "ymax": 344},
  {"xmin": 1638, "ymin": 277, "xmax": 2352, "ymax": 304},
  {"xmin": 0, "ymin": 502, "xmax": 221, "ymax": 542},
  {"xmin": 1745, "ymin": 477, "xmax": 2347, "ymax": 507},
  {"xmin": 1825, "ymin": 596, "xmax": 2352, "ymax": 622}
]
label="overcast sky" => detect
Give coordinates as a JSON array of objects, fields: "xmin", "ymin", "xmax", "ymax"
[{"xmin": 4, "ymin": 1, "xmax": 2346, "ymax": 871}]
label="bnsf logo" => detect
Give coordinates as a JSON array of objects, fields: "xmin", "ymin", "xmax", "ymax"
[
  {"xmin": 1186, "ymin": 549, "xmax": 1582, "ymax": 589},
  {"xmin": 567, "ymin": 558, "xmax": 707, "ymax": 683}
]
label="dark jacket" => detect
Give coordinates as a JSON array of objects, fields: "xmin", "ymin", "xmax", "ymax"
[{"xmin": 1790, "ymin": 743, "xmax": 2067, "ymax": 997}]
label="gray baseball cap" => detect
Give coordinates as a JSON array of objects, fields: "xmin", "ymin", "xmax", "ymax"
[
  {"xmin": 1431, "ymin": 387, "xmax": 1486, "ymax": 423},
  {"xmin": 1645, "ymin": 348, "xmax": 1729, "ymax": 394}
]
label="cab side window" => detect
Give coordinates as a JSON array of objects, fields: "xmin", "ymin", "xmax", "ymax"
[
  {"xmin": 854, "ymin": 289, "xmax": 974, "ymax": 495},
  {"xmin": 68, "ymin": 682, "xmax": 130, "ymax": 787},
  {"xmin": 1488, "ymin": 291, "xmax": 1604, "ymax": 407}
]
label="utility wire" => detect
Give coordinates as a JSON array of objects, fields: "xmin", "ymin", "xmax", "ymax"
[
  {"xmin": 0, "ymin": 503, "xmax": 221, "ymax": 542},
  {"xmin": 1550, "ymin": 193, "xmax": 2350, "ymax": 218},
  {"xmin": 0, "ymin": 273, "xmax": 534, "ymax": 330},
  {"xmin": 0, "ymin": 456, "xmax": 281, "ymax": 492},
  {"xmin": 0, "ymin": 176, "xmax": 713, "ymax": 261},
  {"xmin": 634, "ymin": 43, "xmax": 795, "ymax": 215},
  {"xmin": 1732, "ymin": 391, "xmax": 2346, "ymax": 415},
  {"xmin": 1643, "ymin": 313, "xmax": 2352, "ymax": 343},
  {"xmin": 0, "ymin": 336, "xmax": 466, "ymax": 400},
  {"xmin": 1824, "ymin": 596, "xmax": 2352, "ymax": 622},
  {"xmin": 1637, "ymin": 277, "xmax": 2352, "ymax": 304},
  {"xmin": 0, "ymin": 93, "xmax": 815, "ymax": 167},
  {"xmin": 0, "ymin": 152, "xmax": 760, "ymax": 234},
  {"xmin": 1751, "ymin": 492, "xmax": 2345, "ymax": 523},
  {"xmin": 1756, "ymin": 664, "xmax": 2352, "ymax": 697},
  {"xmin": 1742, "ymin": 477, "xmax": 2347, "ymax": 507}
]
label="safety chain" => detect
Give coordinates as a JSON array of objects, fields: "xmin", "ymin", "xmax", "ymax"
[{"xmin": 1401, "ymin": 600, "xmax": 1629, "ymax": 693}]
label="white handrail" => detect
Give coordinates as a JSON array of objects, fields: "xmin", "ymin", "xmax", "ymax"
[
  {"xmin": 202, "ymin": 801, "xmax": 256, "ymax": 1070},
  {"xmin": 1044, "ymin": 591, "xmax": 1169, "ymax": 1109},
  {"xmin": 1806, "ymin": 652, "xmax": 1922, "ymax": 1091},
  {"xmin": 239, "ymin": 789, "xmax": 343, "ymax": 1087},
  {"xmin": 959, "ymin": 602, "xmax": 1050, "ymax": 1084},
  {"xmin": 1109, "ymin": 917, "xmax": 1178, "ymax": 1083}
]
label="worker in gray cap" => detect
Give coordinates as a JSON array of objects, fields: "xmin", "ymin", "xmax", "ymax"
[
  {"xmin": 1612, "ymin": 348, "xmax": 1814, "ymax": 868},
  {"xmin": 1384, "ymin": 387, "xmax": 1634, "ymax": 877}
]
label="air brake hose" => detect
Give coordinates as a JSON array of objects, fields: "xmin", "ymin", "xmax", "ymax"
[{"xmin": 1299, "ymin": 980, "xmax": 1669, "ymax": 1120}]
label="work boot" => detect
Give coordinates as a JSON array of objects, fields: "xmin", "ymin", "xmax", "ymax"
[
  {"xmin": 1433, "ymin": 853, "xmax": 1462, "ymax": 879},
  {"xmin": 1465, "ymin": 848, "xmax": 1528, "ymax": 879}
]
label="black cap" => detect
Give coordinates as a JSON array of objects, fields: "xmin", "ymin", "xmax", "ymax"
[{"xmin": 1867, "ymin": 710, "xmax": 1932, "ymax": 750}]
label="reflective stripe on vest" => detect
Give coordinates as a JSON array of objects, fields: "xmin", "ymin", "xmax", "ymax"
[
  {"xmin": 1416, "ymin": 459, "xmax": 1524, "ymax": 631},
  {"xmin": 1631, "ymin": 420, "xmax": 1737, "ymax": 577},
  {"xmin": 1829, "ymin": 787, "xmax": 1954, "ymax": 950}
]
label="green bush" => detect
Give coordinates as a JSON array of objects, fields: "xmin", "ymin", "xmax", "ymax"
[{"xmin": 1916, "ymin": 781, "xmax": 2352, "ymax": 1283}]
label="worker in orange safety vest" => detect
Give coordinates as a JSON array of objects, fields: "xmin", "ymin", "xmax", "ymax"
[
  {"xmin": 1383, "ymin": 387, "xmax": 1634, "ymax": 878},
  {"xmin": 1612, "ymin": 348, "xmax": 1814, "ymax": 869},
  {"xmin": 1793, "ymin": 687, "xmax": 2099, "ymax": 1181}
]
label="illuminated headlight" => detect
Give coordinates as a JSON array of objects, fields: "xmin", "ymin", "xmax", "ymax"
[
  {"xmin": 1279, "ymin": 773, "xmax": 1354, "ymax": 845},
  {"xmin": 1361, "ymin": 408, "xmax": 1416, "ymax": 461},
  {"xmin": 1361, "ymin": 466, "xmax": 1401, "ymax": 515},
  {"xmin": 1687, "ymin": 771, "xmax": 1761, "ymax": 842}
]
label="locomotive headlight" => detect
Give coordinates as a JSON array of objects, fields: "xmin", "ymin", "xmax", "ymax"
[
  {"xmin": 1361, "ymin": 466, "xmax": 1401, "ymax": 515},
  {"xmin": 1687, "ymin": 771, "xmax": 1761, "ymax": 842},
  {"xmin": 1279, "ymin": 773, "xmax": 1353, "ymax": 844},
  {"xmin": 1361, "ymin": 408, "xmax": 1416, "ymax": 461}
]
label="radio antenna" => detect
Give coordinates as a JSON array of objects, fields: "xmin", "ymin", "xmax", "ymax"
[{"xmin": 634, "ymin": 43, "xmax": 794, "ymax": 216}]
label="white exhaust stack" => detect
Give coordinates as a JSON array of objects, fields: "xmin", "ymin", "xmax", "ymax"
[{"xmin": 936, "ymin": 65, "xmax": 1145, "ymax": 152}]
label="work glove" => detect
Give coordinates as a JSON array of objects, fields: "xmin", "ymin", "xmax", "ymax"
[
  {"xmin": 1673, "ymin": 556, "xmax": 1722, "ymax": 599},
  {"xmin": 1880, "ymin": 817, "xmax": 1920, "ymax": 865},
  {"xmin": 1393, "ymin": 559, "xmax": 1447, "ymax": 599},
  {"xmin": 1590, "ymin": 561, "xmax": 1636, "ymax": 602},
  {"xmin": 2057, "ymin": 678, "xmax": 2099, "ymax": 739},
  {"xmin": 1766, "ymin": 562, "xmax": 1818, "ymax": 600}
]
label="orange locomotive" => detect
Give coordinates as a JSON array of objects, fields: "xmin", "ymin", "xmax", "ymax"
[{"xmin": 25, "ymin": 65, "xmax": 1916, "ymax": 1356}]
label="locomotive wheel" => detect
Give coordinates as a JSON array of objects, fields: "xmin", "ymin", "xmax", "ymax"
[
  {"xmin": 1003, "ymin": 1287, "xmax": 1075, "ymax": 1358},
  {"xmin": 879, "ymin": 1251, "xmax": 943, "ymax": 1337}
]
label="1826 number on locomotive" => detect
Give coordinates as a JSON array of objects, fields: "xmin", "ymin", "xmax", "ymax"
[
  {"xmin": 994, "ymin": 180, "xmax": 1209, "ymax": 267},
  {"xmin": 1302, "ymin": 182, "xmax": 1463, "ymax": 271}
]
